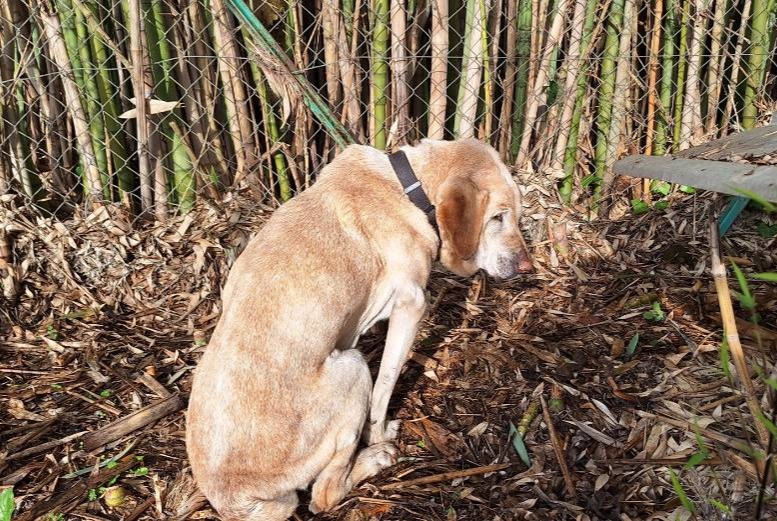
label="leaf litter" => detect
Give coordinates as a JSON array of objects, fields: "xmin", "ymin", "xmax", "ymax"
[{"xmin": 1, "ymin": 181, "xmax": 777, "ymax": 520}]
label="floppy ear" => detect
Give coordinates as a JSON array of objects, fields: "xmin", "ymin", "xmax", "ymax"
[{"xmin": 437, "ymin": 178, "xmax": 488, "ymax": 260}]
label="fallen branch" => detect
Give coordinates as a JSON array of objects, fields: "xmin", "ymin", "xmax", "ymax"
[
  {"xmin": 380, "ymin": 462, "xmax": 512, "ymax": 490},
  {"xmin": 83, "ymin": 393, "xmax": 184, "ymax": 452}
]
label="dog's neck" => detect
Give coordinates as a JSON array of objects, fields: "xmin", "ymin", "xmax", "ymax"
[{"xmin": 391, "ymin": 142, "xmax": 447, "ymax": 208}]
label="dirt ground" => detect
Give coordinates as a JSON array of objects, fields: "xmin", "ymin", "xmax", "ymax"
[{"xmin": 2, "ymin": 177, "xmax": 777, "ymax": 520}]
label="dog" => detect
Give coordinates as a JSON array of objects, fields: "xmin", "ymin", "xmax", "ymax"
[{"xmin": 186, "ymin": 139, "xmax": 533, "ymax": 520}]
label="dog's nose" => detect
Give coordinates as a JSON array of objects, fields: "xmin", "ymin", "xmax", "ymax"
[{"xmin": 516, "ymin": 258, "xmax": 534, "ymax": 273}]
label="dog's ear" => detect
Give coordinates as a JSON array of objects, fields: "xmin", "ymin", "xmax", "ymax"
[{"xmin": 437, "ymin": 177, "xmax": 488, "ymax": 260}]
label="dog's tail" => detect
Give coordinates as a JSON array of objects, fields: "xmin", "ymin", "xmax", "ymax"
[{"xmin": 216, "ymin": 490, "xmax": 299, "ymax": 521}]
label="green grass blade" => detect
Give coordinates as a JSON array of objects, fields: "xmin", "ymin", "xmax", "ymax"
[
  {"xmin": 668, "ymin": 468, "xmax": 695, "ymax": 512},
  {"xmin": 508, "ymin": 421, "xmax": 532, "ymax": 467}
]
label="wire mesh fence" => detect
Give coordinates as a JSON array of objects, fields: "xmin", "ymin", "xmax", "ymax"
[{"xmin": 0, "ymin": 0, "xmax": 776, "ymax": 226}]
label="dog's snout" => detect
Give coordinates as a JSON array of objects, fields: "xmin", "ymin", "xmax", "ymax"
[
  {"xmin": 516, "ymin": 257, "xmax": 534, "ymax": 273},
  {"xmin": 514, "ymin": 247, "xmax": 533, "ymax": 273}
]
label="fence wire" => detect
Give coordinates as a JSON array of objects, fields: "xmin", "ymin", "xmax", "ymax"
[{"xmin": 0, "ymin": 0, "xmax": 776, "ymax": 225}]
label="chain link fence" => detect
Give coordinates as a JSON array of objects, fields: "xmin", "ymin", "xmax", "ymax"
[{"xmin": 0, "ymin": 0, "xmax": 776, "ymax": 226}]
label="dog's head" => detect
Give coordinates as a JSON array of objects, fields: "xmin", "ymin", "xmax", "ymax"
[{"xmin": 430, "ymin": 139, "xmax": 533, "ymax": 280}]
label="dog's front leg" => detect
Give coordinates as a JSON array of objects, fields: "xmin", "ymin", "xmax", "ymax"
[{"xmin": 364, "ymin": 284, "xmax": 426, "ymax": 445}]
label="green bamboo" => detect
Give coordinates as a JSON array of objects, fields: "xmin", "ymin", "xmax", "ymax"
[
  {"xmin": 560, "ymin": 0, "xmax": 597, "ymax": 200},
  {"xmin": 73, "ymin": 2, "xmax": 110, "ymax": 197},
  {"xmin": 742, "ymin": 0, "xmax": 771, "ymax": 129},
  {"xmin": 672, "ymin": 0, "xmax": 689, "ymax": 148},
  {"xmin": 371, "ymin": 0, "xmax": 389, "ymax": 149},
  {"xmin": 250, "ymin": 59, "xmax": 292, "ymax": 201},
  {"xmin": 591, "ymin": 0, "xmax": 625, "ymax": 188},
  {"xmin": 653, "ymin": 0, "xmax": 676, "ymax": 155},
  {"xmin": 509, "ymin": 0, "xmax": 533, "ymax": 160},
  {"xmin": 88, "ymin": 0, "xmax": 130, "ymax": 201},
  {"xmin": 145, "ymin": 0, "xmax": 195, "ymax": 213}
]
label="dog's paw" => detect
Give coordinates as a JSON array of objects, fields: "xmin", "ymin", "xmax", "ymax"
[
  {"xmin": 351, "ymin": 442, "xmax": 398, "ymax": 483},
  {"xmin": 364, "ymin": 419, "xmax": 401, "ymax": 445}
]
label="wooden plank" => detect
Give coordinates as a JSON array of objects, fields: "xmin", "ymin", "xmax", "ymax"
[
  {"xmin": 676, "ymin": 126, "xmax": 777, "ymax": 161},
  {"xmin": 612, "ymin": 155, "xmax": 777, "ymax": 200}
]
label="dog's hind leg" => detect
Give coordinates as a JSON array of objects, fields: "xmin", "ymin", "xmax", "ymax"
[{"xmin": 308, "ymin": 348, "xmax": 396, "ymax": 514}]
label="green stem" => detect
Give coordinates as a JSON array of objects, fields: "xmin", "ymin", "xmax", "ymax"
[
  {"xmin": 742, "ymin": 0, "xmax": 771, "ymax": 129},
  {"xmin": 591, "ymin": 0, "xmax": 625, "ymax": 189},
  {"xmin": 560, "ymin": 0, "xmax": 597, "ymax": 201},
  {"xmin": 371, "ymin": 0, "xmax": 389, "ymax": 149},
  {"xmin": 672, "ymin": 0, "xmax": 689, "ymax": 148}
]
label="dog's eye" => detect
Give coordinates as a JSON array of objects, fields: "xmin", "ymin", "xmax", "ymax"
[{"xmin": 491, "ymin": 213, "xmax": 505, "ymax": 224}]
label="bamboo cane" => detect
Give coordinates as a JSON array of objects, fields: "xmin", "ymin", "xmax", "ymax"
[
  {"xmin": 671, "ymin": 0, "xmax": 689, "ymax": 149},
  {"xmin": 484, "ymin": 0, "xmax": 501, "ymax": 142},
  {"xmin": 509, "ymin": 0, "xmax": 532, "ymax": 160},
  {"xmin": 549, "ymin": 0, "xmax": 588, "ymax": 173},
  {"xmin": 598, "ymin": 0, "xmax": 634, "ymax": 203},
  {"xmin": 705, "ymin": 0, "xmax": 727, "ymax": 134},
  {"xmin": 742, "ymin": 0, "xmax": 771, "ymax": 129},
  {"xmin": 497, "ymin": 0, "xmax": 518, "ymax": 154},
  {"xmin": 390, "ymin": 0, "xmax": 411, "ymax": 145},
  {"xmin": 680, "ymin": 0, "xmax": 707, "ymax": 150},
  {"xmin": 372, "ymin": 0, "xmax": 390, "ymax": 149},
  {"xmin": 643, "ymin": 0, "xmax": 664, "ymax": 156},
  {"xmin": 722, "ymin": 0, "xmax": 751, "ymax": 131},
  {"xmin": 428, "ymin": 0, "xmax": 448, "ymax": 139},
  {"xmin": 653, "ymin": 0, "xmax": 676, "ymax": 155},
  {"xmin": 322, "ymin": 0, "xmax": 342, "ymax": 114},
  {"xmin": 560, "ymin": 0, "xmax": 599, "ymax": 200},
  {"xmin": 454, "ymin": 0, "xmax": 485, "ymax": 138},
  {"xmin": 514, "ymin": 0, "xmax": 570, "ymax": 169},
  {"xmin": 211, "ymin": 0, "xmax": 255, "ymax": 183},
  {"xmin": 591, "ymin": 0, "xmax": 625, "ymax": 185},
  {"xmin": 41, "ymin": 0, "xmax": 103, "ymax": 204}
]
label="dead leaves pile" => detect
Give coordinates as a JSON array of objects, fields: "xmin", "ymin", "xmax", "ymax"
[{"xmin": 1, "ymin": 182, "xmax": 777, "ymax": 520}]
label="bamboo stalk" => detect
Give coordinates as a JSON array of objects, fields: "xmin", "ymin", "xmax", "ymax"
[
  {"xmin": 428, "ymin": 0, "xmax": 448, "ymax": 139},
  {"xmin": 128, "ymin": 0, "xmax": 152, "ymax": 213},
  {"xmin": 705, "ymin": 0, "xmax": 727, "ymax": 134},
  {"xmin": 560, "ymin": 0, "xmax": 598, "ymax": 200},
  {"xmin": 41, "ymin": 0, "xmax": 103, "ymax": 204},
  {"xmin": 549, "ymin": 0, "xmax": 588, "ymax": 173},
  {"xmin": 599, "ymin": 0, "xmax": 634, "ymax": 202},
  {"xmin": 709, "ymin": 218, "xmax": 770, "ymax": 447},
  {"xmin": 211, "ymin": 0, "xmax": 255, "ymax": 182},
  {"xmin": 497, "ymin": 0, "xmax": 518, "ymax": 154},
  {"xmin": 0, "ymin": 0, "xmax": 33, "ymax": 197},
  {"xmin": 371, "ymin": 0, "xmax": 390, "ymax": 149},
  {"xmin": 742, "ymin": 0, "xmax": 771, "ymax": 129},
  {"xmin": 515, "ymin": 0, "xmax": 570, "ymax": 169},
  {"xmin": 680, "ymin": 0, "xmax": 707, "ymax": 149},
  {"xmin": 484, "ymin": 0, "xmax": 502, "ymax": 142},
  {"xmin": 653, "ymin": 0, "xmax": 676, "ymax": 156},
  {"xmin": 722, "ymin": 0, "xmax": 751, "ymax": 131},
  {"xmin": 643, "ymin": 0, "xmax": 664, "ymax": 156},
  {"xmin": 671, "ymin": 0, "xmax": 689, "ymax": 149},
  {"xmin": 591, "ymin": 0, "xmax": 625, "ymax": 185},
  {"xmin": 390, "ymin": 0, "xmax": 410, "ymax": 144},
  {"xmin": 454, "ymin": 0, "xmax": 485, "ymax": 138},
  {"xmin": 322, "ymin": 0, "xmax": 342, "ymax": 115},
  {"xmin": 509, "ymin": 0, "xmax": 532, "ymax": 161},
  {"xmin": 338, "ymin": 0, "xmax": 363, "ymax": 139}
]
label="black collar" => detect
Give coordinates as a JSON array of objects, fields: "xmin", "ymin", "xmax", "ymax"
[{"xmin": 388, "ymin": 150, "xmax": 437, "ymax": 229}]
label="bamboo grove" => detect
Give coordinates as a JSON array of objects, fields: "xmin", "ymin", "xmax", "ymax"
[{"xmin": 0, "ymin": 0, "xmax": 775, "ymax": 220}]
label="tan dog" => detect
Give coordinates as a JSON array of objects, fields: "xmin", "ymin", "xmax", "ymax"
[{"xmin": 186, "ymin": 139, "xmax": 533, "ymax": 520}]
